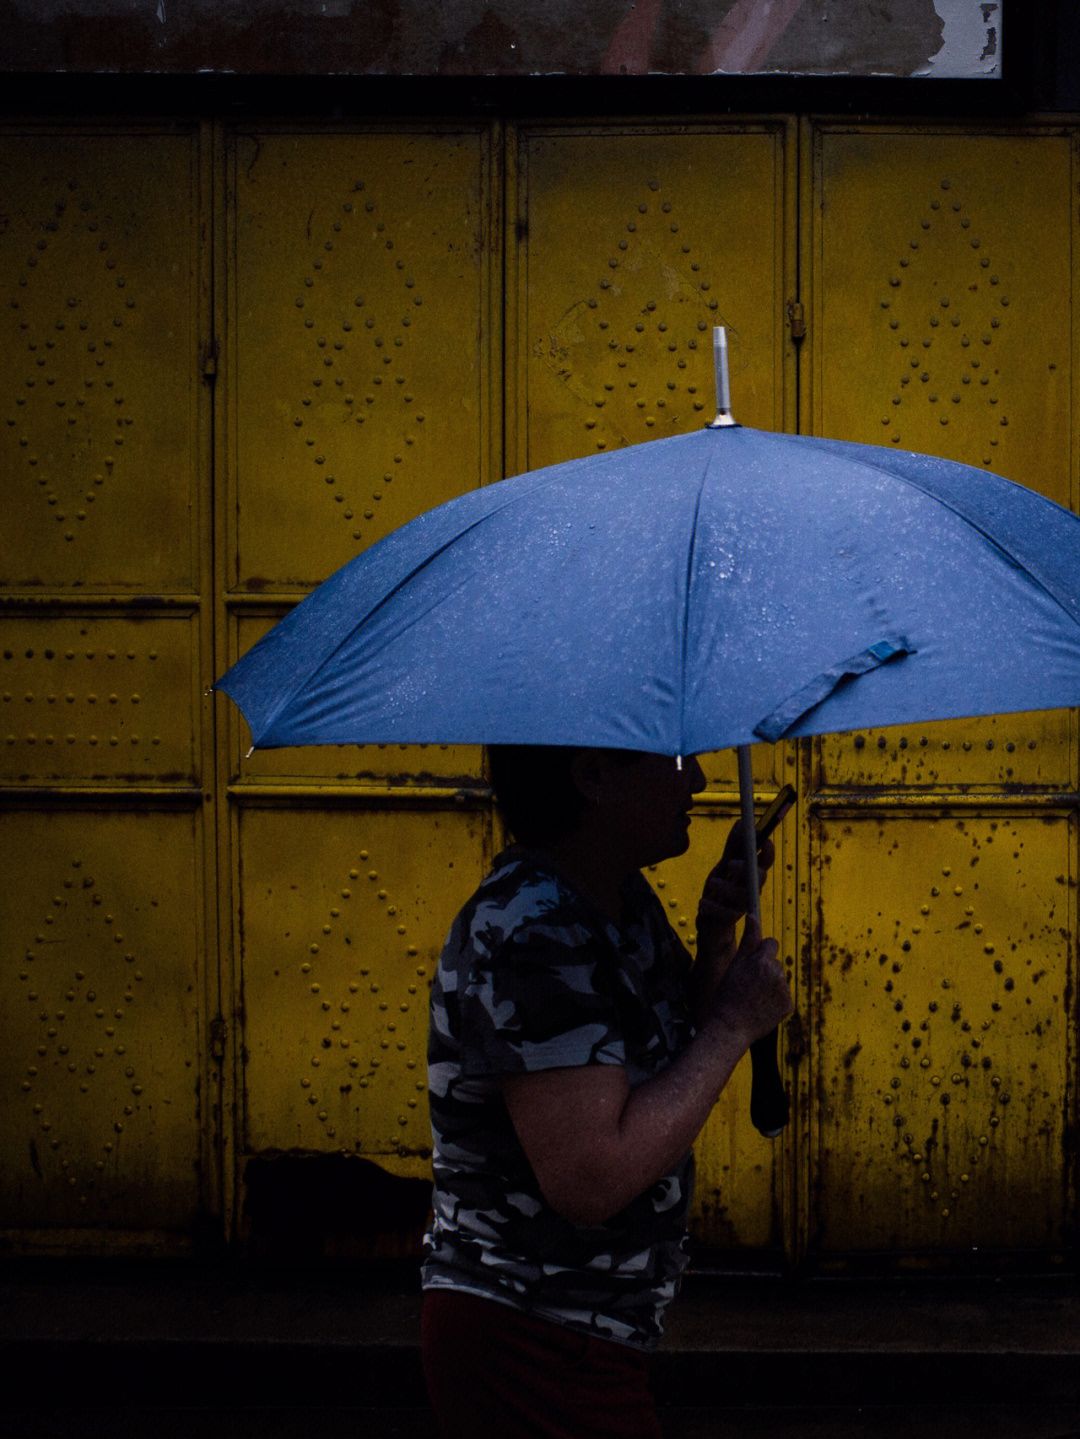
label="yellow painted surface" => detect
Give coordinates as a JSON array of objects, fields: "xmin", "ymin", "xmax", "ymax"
[
  {"xmin": 0, "ymin": 132, "xmax": 201, "ymax": 593},
  {"xmin": 238, "ymin": 804, "xmax": 489, "ymax": 1178},
  {"xmin": 809, "ymin": 125, "xmax": 1077, "ymax": 791},
  {"xmin": 805, "ymin": 125, "xmax": 1078, "ymax": 1261},
  {"xmin": 513, "ymin": 124, "xmax": 793, "ymax": 472},
  {"xmin": 1, "ymin": 126, "xmax": 211, "ymax": 1248},
  {"xmin": 811, "ymin": 813, "xmax": 1073, "ymax": 1254},
  {"xmin": 0, "ymin": 808, "xmax": 203, "ymax": 1232},
  {"xmin": 0, "ymin": 612, "xmax": 199, "ymax": 785},
  {"xmin": 228, "ymin": 128, "xmax": 495, "ymax": 592},
  {"xmin": 2, "ymin": 120, "xmax": 1074, "ymax": 1266}
]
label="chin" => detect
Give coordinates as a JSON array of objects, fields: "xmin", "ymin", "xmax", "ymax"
[{"xmin": 647, "ymin": 827, "xmax": 692, "ymax": 867}]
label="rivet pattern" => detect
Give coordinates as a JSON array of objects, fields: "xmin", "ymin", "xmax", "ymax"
[
  {"xmin": 877, "ymin": 179, "xmax": 1011, "ymax": 459},
  {"xmin": 285, "ymin": 844, "xmax": 432, "ymax": 1154},
  {"xmin": 0, "ymin": 616, "xmax": 192, "ymax": 781},
  {"xmin": 239, "ymin": 807, "xmax": 484, "ymax": 1171},
  {"xmin": 816, "ymin": 815, "xmax": 1070, "ymax": 1249},
  {"xmin": 5, "ymin": 174, "xmax": 139, "ymax": 548},
  {"xmin": 287, "ymin": 175, "xmax": 426, "ymax": 549},
  {"xmin": 235, "ymin": 132, "xmax": 488, "ymax": 590},
  {"xmin": 536, "ymin": 175, "xmax": 724, "ymax": 453},
  {"xmin": 826, "ymin": 712, "xmax": 1066, "ymax": 793},
  {"xmin": 4, "ymin": 827, "xmax": 198, "ymax": 1221}
]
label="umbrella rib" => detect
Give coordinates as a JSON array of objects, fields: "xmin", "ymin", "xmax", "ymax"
[
  {"xmin": 252, "ymin": 483, "xmax": 546, "ymax": 743},
  {"xmin": 838, "ymin": 448, "xmax": 1080, "ymax": 629},
  {"xmin": 678, "ymin": 449, "xmax": 713, "ymax": 753}
]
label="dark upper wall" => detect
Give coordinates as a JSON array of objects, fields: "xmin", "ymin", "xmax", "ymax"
[
  {"xmin": 0, "ymin": 1, "xmax": 1074, "ymax": 114},
  {"xmin": 0, "ymin": 0, "xmax": 984, "ymax": 77}
]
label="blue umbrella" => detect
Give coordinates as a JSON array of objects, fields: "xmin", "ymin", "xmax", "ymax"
[
  {"xmin": 216, "ymin": 334, "xmax": 1080, "ymax": 1137},
  {"xmin": 219, "ymin": 429, "xmax": 1080, "ymax": 759}
]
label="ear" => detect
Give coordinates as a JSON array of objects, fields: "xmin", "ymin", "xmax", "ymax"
[{"xmin": 568, "ymin": 748, "xmax": 607, "ymax": 806}]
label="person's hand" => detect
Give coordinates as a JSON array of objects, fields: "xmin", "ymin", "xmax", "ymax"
[
  {"xmin": 705, "ymin": 915, "xmax": 793, "ymax": 1047},
  {"xmin": 696, "ymin": 820, "xmax": 774, "ymax": 965}
]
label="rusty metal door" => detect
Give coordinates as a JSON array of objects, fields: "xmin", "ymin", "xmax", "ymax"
[
  {"xmin": 219, "ymin": 126, "xmax": 498, "ymax": 1198},
  {"xmin": 3, "ymin": 117, "xmax": 1076, "ymax": 1270},
  {"xmin": 802, "ymin": 122, "xmax": 1078, "ymax": 1263},
  {"xmin": 510, "ymin": 120, "xmax": 800, "ymax": 1256},
  {"xmin": 0, "ymin": 124, "xmax": 215, "ymax": 1246}
]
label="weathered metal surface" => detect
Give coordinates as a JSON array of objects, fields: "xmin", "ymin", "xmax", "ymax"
[
  {"xmin": 811, "ymin": 812, "xmax": 1073, "ymax": 1254},
  {"xmin": 1, "ymin": 131, "xmax": 202, "ymax": 593},
  {"xmin": 805, "ymin": 123, "xmax": 1077, "ymax": 1262},
  {"xmin": 0, "ymin": 807, "xmax": 204, "ymax": 1234},
  {"xmin": 513, "ymin": 123, "xmax": 794, "ymax": 471},
  {"xmin": 222, "ymin": 125, "xmax": 497, "ymax": 1196},
  {"xmin": 808, "ymin": 125, "xmax": 1077, "ymax": 791},
  {"xmin": 2, "ymin": 117, "xmax": 1074, "ymax": 1267},
  {"xmin": 237, "ymin": 804, "xmax": 489, "ymax": 1179},
  {"xmin": 1, "ymin": 612, "xmax": 199, "ymax": 785},
  {"xmin": 0, "ymin": 124, "xmax": 213, "ymax": 1248},
  {"xmin": 227, "ymin": 126, "xmax": 496, "ymax": 592}
]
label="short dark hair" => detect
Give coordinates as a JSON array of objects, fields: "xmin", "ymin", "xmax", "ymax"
[
  {"xmin": 486, "ymin": 745, "xmax": 639, "ymax": 847},
  {"xmin": 486, "ymin": 745, "xmax": 587, "ymax": 847}
]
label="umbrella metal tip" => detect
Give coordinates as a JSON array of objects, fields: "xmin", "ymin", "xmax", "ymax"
[{"xmin": 709, "ymin": 323, "xmax": 736, "ymax": 427}]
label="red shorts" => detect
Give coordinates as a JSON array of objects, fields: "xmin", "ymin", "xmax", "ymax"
[{"xmin": 421, "ymin": 1289, "xmax": 664, "ymax": 1439}]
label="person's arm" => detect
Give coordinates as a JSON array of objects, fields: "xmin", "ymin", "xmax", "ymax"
[{"xmin": 501, "ymin": 916, "xmax": 792, "ymax": 1226}]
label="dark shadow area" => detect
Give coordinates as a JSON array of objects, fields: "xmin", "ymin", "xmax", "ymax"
[{"xmin": 242, "ymin": 1153, "xmax": 432, "ymax": 1262}]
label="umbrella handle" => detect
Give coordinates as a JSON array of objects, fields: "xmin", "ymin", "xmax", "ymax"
[{"xmin": 737, "ymin": 745, "xmax": 791, "ymax": 1139}]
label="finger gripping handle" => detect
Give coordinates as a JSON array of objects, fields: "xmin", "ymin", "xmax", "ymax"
[{"xmin": 749, "ymin": 1028, "xmax": 789, "ymax": 1137}]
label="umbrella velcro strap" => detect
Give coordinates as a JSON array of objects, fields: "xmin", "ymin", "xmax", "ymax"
[{"xmin": 754, "ymin": 635, "xmax": 915, "ymax": 743}]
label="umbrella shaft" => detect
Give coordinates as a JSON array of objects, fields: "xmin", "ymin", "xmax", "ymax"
[{"xmin": 737, "ymin": 744, "xmax": 761, "ymax": 925}]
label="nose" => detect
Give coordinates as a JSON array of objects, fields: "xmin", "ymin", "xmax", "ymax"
[{"xmin": 684, "ymin": 755, "xmax": 707, "ymax": 794}]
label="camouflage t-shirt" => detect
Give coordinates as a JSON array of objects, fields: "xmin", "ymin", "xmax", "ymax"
[{"xmin": 422, "ymin": 846, "xmax": 697, "ymax": 1350}]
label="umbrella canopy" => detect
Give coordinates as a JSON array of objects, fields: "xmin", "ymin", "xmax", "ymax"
[{"xmin": 218, "ymin": 424, "xmax": 1080, "ymax": 757}]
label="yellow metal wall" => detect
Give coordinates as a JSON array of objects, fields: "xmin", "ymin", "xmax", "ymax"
[
  {"xmin": 220, "ymin": 127, "xmax": 498, "ymax": 1189},
  {"xmin": 1, "ymin": 126, "xmax": 214, "ymax": 1248},
  {"xmin": 803, "ymin": 123, "xmax": 1078, "ymax": 1261},
  {"xmin": 1, "ymin": 118, "xmax": 1075, "ymax": 1266}
]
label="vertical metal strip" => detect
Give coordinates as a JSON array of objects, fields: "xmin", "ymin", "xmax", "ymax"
[
  {"xmin": 793, "ymin": 115, "xmax": 817, "ymax": 1272},
  {"xmin": 486, "ymin": 118, "xmax": 506, "ymax": 492},
  {"xmin": 210, "ymin": 118, "xmax": 240, "ymax": 1242},
  {"xmin": 505, "ymin": 123, "xmax": 527, "ymax": 478}
]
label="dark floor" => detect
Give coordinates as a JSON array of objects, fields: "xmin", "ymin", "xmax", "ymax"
[
  {"xmin": 4, "ymin": 1262, "xmax": 1078, "ymax": 1439},
  {"xmin": 9, "ymin": 1403, "xmax": 1080, "ymax": 1439}
]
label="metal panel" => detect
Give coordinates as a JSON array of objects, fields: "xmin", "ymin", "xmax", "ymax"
[
  {"xmin": 1, "ymin": 612, "xmax": 198, "ymax": 785},
  {"xmin": 513, "ymin": 124, "xmax": 793, "ymax": 469},
  {"xmin": 811, "ymin": 811, "xmax": 1073, "ymax": 1256},
  {"xmin": 808, "ymin": 124, "xmax": 1077, "ymax": 793},
  {"xmin": 221, "ymin": 126, "xmax": 499, "ymax": 1204},
  {"xmin": 803, "ymin": 125, "xmax": 1079, "ymax": 1264},
  {"xmin": 238, "ymin": 804, "xmax": 489, "ymax": 1179},
  {"xmin": 228, "ymin": 127, "xmax": 496, "ymax": 592},
  {"xmin": 0, "ymin": 124, "xmax": 213, "ymax": 1252},
  {"xmin": 0, "ymin": 808, "xmax": 203, "ymax": 1234},
  {"xmin": 1, "ymin": 131, "xmax": 201, "ymax": 593}
]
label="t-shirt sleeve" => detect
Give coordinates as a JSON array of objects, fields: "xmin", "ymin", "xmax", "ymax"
[{"xmin": 457, "ymin": 915, "xmax": 627, "ymax": 1078}]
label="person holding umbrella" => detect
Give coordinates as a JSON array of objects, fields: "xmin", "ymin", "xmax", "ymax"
[{"xmin": 420, "ymin": 744, "xmax": 794, "ymax": 1439}]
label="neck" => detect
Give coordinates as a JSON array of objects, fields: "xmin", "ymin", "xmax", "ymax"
[{"xmin": 532, "ymin": 827, "xmax": 634, "ymax": 926}]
